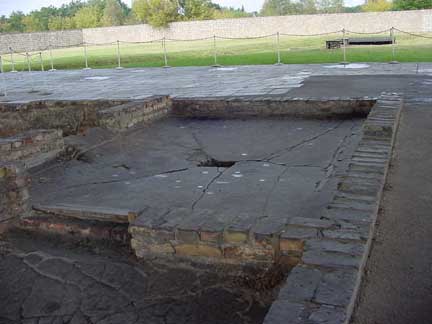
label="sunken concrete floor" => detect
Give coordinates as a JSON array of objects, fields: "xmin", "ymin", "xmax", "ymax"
[
  {"xmin": 0, "ymin": 230, "xmax": 277, "ymax": 324},
  {"xmin": 31, "ymin": 117, "xmax": 363, "ymax": 235}
]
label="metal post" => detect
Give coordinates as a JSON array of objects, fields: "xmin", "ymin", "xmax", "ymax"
[
  {"xmin": 9, "ymin": 48, "xmax": 17, "ymax": 72},
  {"xmin": 26, "ymin": 53, "xmax": 36, "ymax": 93},
  {"xmin": 212, "ymin": 35, "xmax": 222, "ymax": 67},
  {"xmin": 39, "ymin": 52, "xmax": 45, "ymax": 72},
  {"xmin": 163, "ymin": 37, "xmax": 170, "ymax": 68},
  {"xmin": 0, "ymin": 55, "xmax": 6, "ymax": 97},
  {"xmin": 83, "ymin": 43, "xmax": 91, "ymax": 70},
  {"xmin": 390, "ymin": 27, "xmax": 398, "ymax": 64},
  {"xmin": 340, "ymin": 28, "xmax": 349, "ymax": 65},
  {"xmin": 26, "ymin": 53, "xmax": 31, "ymax": 73},
  {"xmin": 49, "ymin": 45, "xmax": 56, "ymax": 71},
  {"xmin": 116, "ymin": 40, "xmax": 123, "ymax": 69},
  {"xmin": 275, "ymin": 32, "xmax": 283, "ymax": 65}
]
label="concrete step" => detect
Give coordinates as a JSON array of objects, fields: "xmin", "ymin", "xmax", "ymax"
[{"xmin": 32, "ymin": 203, "xmax": 137, "ymax": 224}]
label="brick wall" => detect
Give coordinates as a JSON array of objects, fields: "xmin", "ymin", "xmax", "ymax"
[
  {"xmin": 0, "ymin": 129, "xmax": 64, "ymax": 169},
  {"xmin": 0, "ymin": 163, "xmax": 30, "ymax": 223}
]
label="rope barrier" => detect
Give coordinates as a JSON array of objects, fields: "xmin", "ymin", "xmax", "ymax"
[
  {"xmin": 2, "ymin": 28, "xmax": 431, "ymax": 73},
  {"xmin": 118, "ymin": 39, "xmax": 164, "ymax": 44},
  {"xmin": 280, "ymin": 30, "xmax": 342, "ymax": 37},
  {"xmin": 394, "ymin": 28, "xmax": 432, "ymax": 39},
  {"xmin": 165, "ymin": 36, "xmax": 214, "ymax": 42},
  {"xmin": 345, "ymin": 28, "xmax": 391, "ymax": 35},
  {"xmin": 216, "ymin": 33, "xmax": 277, "ymax": 40}
]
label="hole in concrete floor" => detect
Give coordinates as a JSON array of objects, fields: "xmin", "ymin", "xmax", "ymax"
[{"xmin": 198, "ymin": 158, "xmax": 236, "ymax": 168}]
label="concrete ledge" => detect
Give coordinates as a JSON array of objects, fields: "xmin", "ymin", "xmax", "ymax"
[
  {"xmin": 32, "ymin": 203, "xmax": 137, "ymax": 224},
  {"xmin": 19, "ymin": 214, "xmax": 129, "ymax": 244}
]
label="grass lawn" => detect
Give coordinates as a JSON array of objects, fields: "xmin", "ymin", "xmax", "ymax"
[{"xmin": 2, "ymin": 32, "xmax": 432, "ymax": 72}]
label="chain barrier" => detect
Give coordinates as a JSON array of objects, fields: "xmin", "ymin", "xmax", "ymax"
[{"xmin": 1, "ymin": 28, "xmax": 431, "ymax": 74}]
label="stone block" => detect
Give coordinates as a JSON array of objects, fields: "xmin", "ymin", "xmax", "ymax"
[
  {"xmin": 263, "ymin": 300, "xmax": 305, "ymax": 324},
  {"xmin": 302, "ymin": 248, "xmax": 362, "ymax": 269},
  {"xmin": 308, "ymin": 305, "xmax": 346, "ymax": 324},
  {"xmin": 314, "ymin": 269, "xmax": 357, "ymax": 307},
  {"xmin": 323, "ymin": 229, "xmax": 365, "ymax": 241},
  {"xmin": 175, "ymin": 243, "xmax": 222, "ymax": 258},
  {"xmin": 224, "ymin": 230, "xmax": 248, "ymax": 244},
  {"xmin": 176, "ymin": 229, "xmax": 200, "ymax": 243},
  {"xmin": 200, "ymin": 230, "xmax": 222, "ymax": 243},
  {"xmin": 288, "ymin": 217, "xmax": 334, "ymax": 229},
  {"xmin": 278, "ymin": 266, "xmax": 322, "ymax": 302},
  {"xmin": 305, "ymin": 239, "xmax": 365, "ymax": 256},
  {"xmin": 223, "ymin": 244, "xmax": 274, "ymax": 261}
]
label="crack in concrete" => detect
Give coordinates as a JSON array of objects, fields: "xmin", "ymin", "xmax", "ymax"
[
  {"xmin": 191, "ymin": 167, "xmax": 229, "ymax": 210},
  {"xmin": 315, "ymin": 120, "xmax": 357, "ymax": 192},
  {"xmin": 261, "ymin": 166, "xmax": 290, "ymax": 217},
  {"xmin": 62, "ymin": 168, "xmax": 190, "ymax": 189},
  {"xmin": 263, "ymin": 121, "xmax": 346, "ymax": 161}
]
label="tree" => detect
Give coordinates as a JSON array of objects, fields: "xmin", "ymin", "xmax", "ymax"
[
  {"xmin": 363, "ymin": 0, "xmax": 393, "ymax": 11},
  {"xmin": 7, "ymin": 11, "xmax": 26, "ymax": 32},
  {"xmin": 318, "ymin": 0, "xmax": 344, "ymax": 13},
  {"xmin": 299, "ymin": 0, "xmax": 318, "ymax": 14},
  {"xmin": 132, "ymin": 0, "xmax": 179, "ymax": 27},
  {"xmin": 180, "ymin": 0, "xmax": 215, "ymax": 20},
  {"xmin": 102, "ymin": 0, "xmax": 125, "ymax": 26},
  {"xmin": 73, "ymin": 5, "xmax": 102, "ymax": 28},
  {"xmin": 48, "ymin": 16, "xmax": 76, "ymax": 30},
  {"xmin": 260, "ymin": 0, "xmax": 303, "ymax": 16},
  {"xmin": 213, "ymin": 7, "xmax": 252, "ymax": 19},
  {"xmin": 393, "ymin": 0, "xmax": 432, "ymax": 10}
]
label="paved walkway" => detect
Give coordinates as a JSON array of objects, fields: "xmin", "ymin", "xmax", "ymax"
[
  {"xmin": 1, "ymin": 63, "xmax": 432, "ymax": 102},
  {"xmin": 352, "ymin": 77, "xmax": 432, "ymax": 324}
]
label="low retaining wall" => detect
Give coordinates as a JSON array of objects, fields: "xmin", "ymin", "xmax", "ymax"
[
  {"xmin": 0, "ymin": 98, "xmax": 173, "ymax": 137},
  {"xmin": 264, "ymin": 92, "xmax": 403, "ymax": 324},
  {"xmin": 98, "ymin": 96, "xmax": 172, "ymax": 130},
  {"xmin": 0, "ymin": 129, "xmax": 64, "ymax": 168},
  {"xmin": 172, "ymin": 97, "xmax": 375, "ymax": 118}
]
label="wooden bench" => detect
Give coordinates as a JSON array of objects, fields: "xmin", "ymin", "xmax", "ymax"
[{"xmin": 348, "ymin": 36, "xmax": 393, "ymax": 45}]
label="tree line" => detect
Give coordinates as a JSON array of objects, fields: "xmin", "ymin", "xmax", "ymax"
[{"xmin": 0, "ymin": 0, "xmax": 430, "ymax": 33}]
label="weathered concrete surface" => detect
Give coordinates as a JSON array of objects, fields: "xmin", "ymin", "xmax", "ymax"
[
  {"xmin": 30, "ymin": 118, "xmax": 362, "ymax": 243},
  {"xmin": 0, "ymin": 231, "xmax": 277, "ymax": 324},
  {"xmin": 352, "ymin": 78, "xmax": 432, "ymax": 324},
  {"xmin": 1, "ymin": 63, "xmax": 432, "ymax": 103}
]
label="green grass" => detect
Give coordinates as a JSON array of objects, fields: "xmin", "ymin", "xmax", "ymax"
[{"xmin": 2, "ymin": 32, "xmax": 432, "ymax": 72}]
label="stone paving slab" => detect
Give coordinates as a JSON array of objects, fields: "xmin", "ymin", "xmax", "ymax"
[{"xmin": 1, "ymin": 63, "xmax": 432, "ymax": 103}]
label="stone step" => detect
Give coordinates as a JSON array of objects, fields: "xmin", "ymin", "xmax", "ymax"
[{"xmin": 32, "ymin": 203, "xmax": 137, "ymax": 224}]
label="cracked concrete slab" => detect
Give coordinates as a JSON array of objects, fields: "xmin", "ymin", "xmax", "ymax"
[
  {"xmin": 31, "ymin": 117, "xmax": 363, "ymax": 233},
  {"xmin": 0, "ymin": 232, "xmax": 274, "ymax": 324}
]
